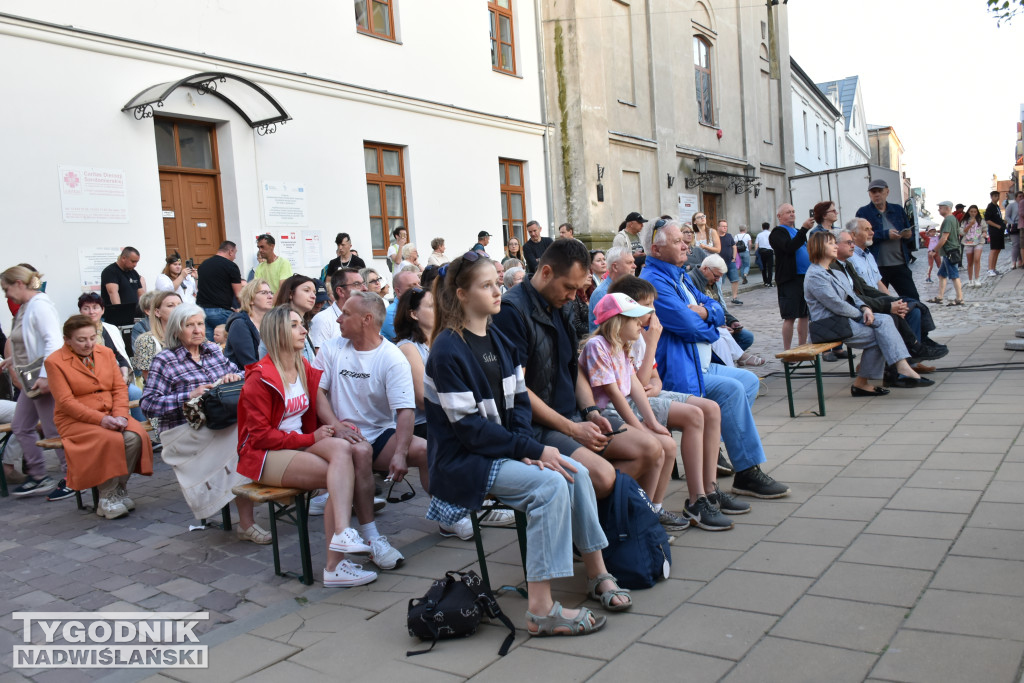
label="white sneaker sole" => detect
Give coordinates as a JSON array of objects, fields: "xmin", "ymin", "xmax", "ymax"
[
  {"xmin": 370, "ymin": 554, "xmax": 402, "ymax": 570},
  {"xmin": 329, "ymin": 541, "xmax": 371, "ymax": 555},
  {"xmin": 323, "ymin": 571, "xmax": 377, "ymax": 587}
]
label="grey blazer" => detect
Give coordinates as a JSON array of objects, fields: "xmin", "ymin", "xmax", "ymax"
[{"xmin": 803, "ymin": 263, "xmax": 867, "ymax": 322}]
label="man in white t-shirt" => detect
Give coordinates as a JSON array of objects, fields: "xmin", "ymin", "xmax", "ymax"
[
  {"xmin": 313, "ymin": 291, "xmax": 426, "ymax": 570},
  {"xmin": 309, "ymin": 268, "xmax": 366, "ymax": 352}
]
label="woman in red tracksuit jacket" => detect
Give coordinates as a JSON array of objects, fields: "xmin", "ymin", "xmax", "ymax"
[{"xmin": 237, "ymin": 304, "xmax": 378, "ymax": 588}]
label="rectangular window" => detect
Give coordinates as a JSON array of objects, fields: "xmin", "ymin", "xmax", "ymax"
[
  {"xmin": 489, "ymin": 0, "xmax": 516, "ymax": 74},
  {"xmin": 355, "ymin": 0, "xmax": 395, "ymax": 40},
  {"xmin": 816, "ymin": 123, "xmax": 821, "ymax": 158},
  {"xmin": 364, "ymin": 142, "xmax": 408, "ymax": 256},
  {"xmin": 824, "ymin": 131, "xmax": 829, "ymax": 163},
  {"xmin": 499, "ymin": 158, "xmax": 526, "ymax": 245},
  {"xmin": 802, "ymin": 111, "xmax": 808, "ymax": 149},
  {"xmin": 694, "ymin": 36, "xmax": 714, "ymax": 125}
]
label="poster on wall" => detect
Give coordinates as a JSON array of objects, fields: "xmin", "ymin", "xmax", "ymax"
[
  {"xmin": 260, "ymin": 232, "xmax": 301, "ymax": 271},
  {"xmin": 79, "ymin": 247, "xmax": 122, "ymax": 292},
  {"xmin": 301, "ymin": 230, "xmax": 322, "ymax": 269},
  {"xmin": 59, "ymin": 165, "xmax": 129, "ymax": 223},
  {"xmin": 262, "ymin": 181, "xmax": 307, "ymax": 227},
  {"xmin": 678, "ymin": 192, "xmax": 699, "ymax": 224}
]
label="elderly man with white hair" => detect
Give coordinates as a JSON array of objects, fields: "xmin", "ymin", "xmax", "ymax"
[
  {"xmin": 689, "ymin": 255, "xmax": 764, "ymax": 368},
  {"xmin": 587, "ymin": 246, "xmax": 635, "ymax": 330},
  {"xmin": 640, "ymin": 220, "xmax": 789, "ymax": 499}
]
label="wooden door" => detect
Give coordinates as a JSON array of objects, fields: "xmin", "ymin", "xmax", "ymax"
[
  {"xmin": 702, "ymin": 192, "xmax": 720, "ymax": 228},
  {"xmin": 159, "ymin": 172, "xmax": 223, "ymax": 264}
]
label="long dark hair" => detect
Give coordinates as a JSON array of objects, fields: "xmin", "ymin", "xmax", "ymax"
[
  {"xmin": 394, "ymin": 287, "xmax": 430, "ymax": 345},
  {"xmin": 962, "ymin": 204, "xmax": 981, "ymax": 226},
  {"xmin": 430, "ymin": 253, "xmax": 496, "ymax": 346},
  {"xmin": 274, "ymin": 274, "xmax": 317, "ymax": 326}
]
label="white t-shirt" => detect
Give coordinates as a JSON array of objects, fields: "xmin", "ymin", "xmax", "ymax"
[
  {"xmin": 309, "ymin": 302, "xmax": 342, "ymax": 350},
  {"xmin": 755, "ymin": 231, "xmax": 772, "ymax": 250},
  {"xmin": 155, "ymin": 273, "xmax": 197, "ymax": 304},
  {"xmin": 737, "ymin": 233, "xmax": 752, "ymax": 251},
  {"xmin": 279, "ymin": 377, "xmax": 309, "ymax": 433},
  {"xmin": 313, "ymin": 335, "xmax": 415, "ymax": 442}
]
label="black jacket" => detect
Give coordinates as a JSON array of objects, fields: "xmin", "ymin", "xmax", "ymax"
[
  {"xmin": 689, "ymin": 268, "xmax": 739, "ymax": 327},
  {"xmin": 769, "ymin": 225, "xmax": 810, "ymax": 284},
  {"xmin": 223, "ymin": 311, "xmax": 261, "ymax": 370}
]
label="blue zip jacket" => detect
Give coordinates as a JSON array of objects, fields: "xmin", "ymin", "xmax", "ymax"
[
  {"xmin": 855, "ymin": 201, "xmax": 913, "ymax": 265},
  {"xmin": 424, "ymin": 326, "xmax": 545, "ymax": 512},
  {"xmin": 639, "ymin": 256, "xmax": 725, "ymax": 396}
]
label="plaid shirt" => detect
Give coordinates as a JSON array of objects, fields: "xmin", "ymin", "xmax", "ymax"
[
  {"xmin": 426, "ymin": 459, "xmax": 507, "ymax": 527},
  {"xmin": 141, "ymin": 342, "xmax": 241, "ymax": 431}
]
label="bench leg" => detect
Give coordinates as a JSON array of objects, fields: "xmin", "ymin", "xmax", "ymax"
[
  {"xmin": 75, "ymin": 490, "xmax": 85, "ymax": 510},
  {"xmin": 268, "ymin": 500, "xmax": 283, "ymax": 578},
  {"xmin": 469, "ymin": 511, "xmax": 492, "ymax": 595},
  {"xmin": 513, "ymin": 510, "xmax": 529, "ymax": 599},
  {"xmin": 293, "ymin": 493, "xmax": 313, "ymax": 586},
  {"xmin": 847, "ymin": 350, "xmax": 856, "ymax": 378},
  {"xmin": 0, "ymin": 433, "xmax": 10, "ymax": 497},
  {"xmin": 221, "ymin": 504, "xmax": 232, "ymax": 531},
  {"xmin": 814, "ymin": 354, "xmax": 826, "ymax": 417},
  {"xmin": 783, "ymin": 362, "xmax": 796, "ymax": 418}
]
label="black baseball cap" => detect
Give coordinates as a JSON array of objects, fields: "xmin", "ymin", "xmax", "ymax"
[
  {"xmin": 478, "ymin": 230, "xmax": 491, "ymax": 239},
  {"xmin": 867, "ymin": 179, "xmax": 888, "ymax": 191},
  {"xmin": 313, "ymin": 278, "xmax": 329, "ymax": 303},
  {"xmin": 625, "ymin": 212, "xmax": 648, "ymax": 223}
]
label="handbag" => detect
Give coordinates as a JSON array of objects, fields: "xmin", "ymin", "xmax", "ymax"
[
  {"xmin": 808, "ymin": 315, "xmax": 853, "ymax": 343},
  {"xmin": 183, "ymin": 379, "xmax": 244, "ymax": 430},
  {"xmin": 596, "ymin": 471, "xmax": 672, "ymax": 589},
  {"xmin": 943, "ymin": 243, "xmax": 963, "ymax": 266},
  {"xmin": 406, "ymin": 570, "xmax": 515, "ymax": 657},
  {"xmin": 15, "ymin": 357, "xmax": 44, "ymax": 399}
]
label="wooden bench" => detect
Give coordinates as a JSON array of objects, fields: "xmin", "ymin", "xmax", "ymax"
[
  {"xmin": 775, "ymin": 342, "xmax": 856, "ymax": 418},
  {"xmin": 232, "ymin": 482, "xmax": 313, "ymax": 586}
]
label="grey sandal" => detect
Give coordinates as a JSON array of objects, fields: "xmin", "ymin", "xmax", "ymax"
[
  {"xmin": 587, "ymin": 572, "xmax": 632, "ymax": 612},
  {"xmin": 525, "ymin": 601, "xmax": 606, "ymax": 637}
]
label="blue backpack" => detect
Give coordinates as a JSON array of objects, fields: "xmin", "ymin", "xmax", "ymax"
[{"xmin": 596, "ymin": 471, "xmax": 672, "ymax": 589}]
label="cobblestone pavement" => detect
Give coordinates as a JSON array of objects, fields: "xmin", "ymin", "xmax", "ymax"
[{"xmin": 1, "ymin": 246, "xmax": 1023, "ymax": 682}]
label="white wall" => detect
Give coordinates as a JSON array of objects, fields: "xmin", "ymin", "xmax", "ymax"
[
  {"xmin": 791, "ymin": 77, "xmax": 839, "ymax": 175},
  {"xmin": 0, "ymin": 15, "xmax": 548, "ymax": 328}
]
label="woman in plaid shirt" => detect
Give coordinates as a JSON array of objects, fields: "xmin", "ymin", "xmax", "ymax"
[{"xmin": 142, "ymin": 303, "xmax": 269, "ymax": 544}]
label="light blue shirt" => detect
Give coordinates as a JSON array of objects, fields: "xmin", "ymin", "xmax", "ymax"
[
  {"xmin": 587, "ymin": 277, "xmax": 612, "ymax": 331},
  {"xmin": 381, "ymin": 299, "xmax": 398, "ymax": 341},
  {"xmin": 849, "ymin": 245, "xmax": 883, "ymax": 288}
]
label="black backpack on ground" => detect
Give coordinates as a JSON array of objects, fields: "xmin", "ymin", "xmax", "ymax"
[{"xmin": 406, "ymin": 570, "xmax": 515, "ymax": 656}]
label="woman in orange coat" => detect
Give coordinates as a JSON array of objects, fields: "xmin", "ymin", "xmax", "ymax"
[{"xmin": 44, "ymin": 315, "xmax": 153, "ymax": 519}]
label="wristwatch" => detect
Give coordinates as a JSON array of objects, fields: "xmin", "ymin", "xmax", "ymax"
[{"xmin": 580, "ymin": 405, "xmax": 599, "ymax": 420}]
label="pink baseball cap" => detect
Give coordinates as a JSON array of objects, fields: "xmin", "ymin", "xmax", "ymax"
[{"xmin": 593, "ymin": 292, "xmax": 654, "ymax": 325}]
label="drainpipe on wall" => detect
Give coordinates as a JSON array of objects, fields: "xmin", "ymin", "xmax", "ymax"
[{"xmin": 534, "ymin": 0, "xmax": 555, "ymax": 233}]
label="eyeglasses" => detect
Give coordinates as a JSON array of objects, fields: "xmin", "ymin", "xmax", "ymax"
[
  {"xmin": 838, "ymin": 240, "xmax": 855, "ymax": 246},
  {"xmin": 366, "ymin": 277, "xmax": 382, "ymax": 286},
  {"xmin": 385, "ymin": 478, "xmax": 416, "ymax": 504},
  {"xmin": 340, "ymin": 281, "xmax": 365, "ymax": 290},
  {"xmin": 256, "ymin": 289, "xmax": 273, "ymax": 296},
  {"xmin": 681, "ymin": 230, "xmax": 694, "ymax": 235}
]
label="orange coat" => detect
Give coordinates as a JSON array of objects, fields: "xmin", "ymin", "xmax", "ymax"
[{"xmin": 44, "ymin": 344, "xmax": 153, "ymax": 490}]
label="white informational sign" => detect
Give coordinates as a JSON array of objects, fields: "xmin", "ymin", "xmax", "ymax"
[
  {"xmin": 262, "ymin": 181, "xmax": 307, "ymax": 227},
  {"xmin": 678, "ymin": 192, "xmax": 699, "ymax": 224},
  {"xmin": 79, "ymin": 246, "xmax": 121, "ymax": 292},
  {"xmin": 261, "ymin": 232, "xmax": 301, "ymax": 271},
  {"xmin": 59, "ymin": 165, "xmax": 129, "ymax": 223},
  {"xmin": 301, "ymin": 230, "xmax": 322, "ymax": 268}
]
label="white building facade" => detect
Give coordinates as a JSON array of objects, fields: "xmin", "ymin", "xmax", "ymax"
[
  {"xmin": 815, "ymin": 75, "xmax": 871, "ymax": 169},
  {"xmin": 790, "ymin": 59, "xmax": 842, "ymax": 174},
  {"xmin": 0, "ymin": 1, "xmax": 550, "ymax": 323}
]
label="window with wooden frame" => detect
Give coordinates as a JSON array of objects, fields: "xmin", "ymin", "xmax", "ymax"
[
  {"xmin": 489, "ymin": 0, "xmax": 516, "ymax": 74},
  {"xmin": 693, "ymin": 36, "xmax": 714, "ymax": 126},
  {"xmin": 499, "ymin": 159, "xmax": 526, "ymax": 245},
  {"xmin": 355, "ymin": 0, "xmax": 396, "ymax": 40},
  {"xmin": 364, "ymin": 142, "xmax": 408, "ymax": 257}
]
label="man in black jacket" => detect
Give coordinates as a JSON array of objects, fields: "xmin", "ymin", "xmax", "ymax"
[
  {"xmin": 985, "ymin": 190, "xmax": 1006, "ymax": 277},
  {"xmin": 522, "ymin": 220, "xmax": 553, "ymax": 274}
]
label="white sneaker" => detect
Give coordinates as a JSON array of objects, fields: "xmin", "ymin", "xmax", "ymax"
[
  {"xmin": 309, "ymin": 492, "xmax": 329, "ymax": 516},
  {"xmin": 329, "ymin": 527, "xmax": 372, "ymax": 554},
  {"xmin": 97, "ymin": 497, "xmax": 129, "ymax": 520},
  {"xmin": 114, "ymin": 485, "xmax": 135, "ymax": 511},
  {"xmin": 323, "ymin": 560, "xmax": 377, "ymax": 587},
  {"xmin": 987, "ymin": 269, "xmax": 998, "ymax": 278},
  {"xmin": 369, "ymin": 535, "xmax": 404, "ymax": 570},
  {"xmin": 439, "ymin": 516, "xmax": 474, "ymax": 541},
  {"xmin": 373, "ymin": 496, "xmax": 387, "ymax": 512},
  {"xmin": 478, "ymin": 507, "xmax": 517, "ymax": 528}
]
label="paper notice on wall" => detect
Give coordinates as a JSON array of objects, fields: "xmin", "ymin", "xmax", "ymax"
[
  {"xmin": 79, "ymin": 247, "xmax": 122, "ymax": 292},
  {"xmin": 301, "ymin": 230, "xmax": 322, "ymax": 268},
  {"xmin": 274, "ymin": 232, "xmax": 300, "ymax": 270},
  {"xmin": 678, "ymin": 193, "xmax": 699, "ymax": 224},
  {"xmin": 262, "ymin": 181, "xmax": 307, "ymax": 227},
  {"xmin": 59, "ymin": 165, "xmax": 129, "ymax": 223}
]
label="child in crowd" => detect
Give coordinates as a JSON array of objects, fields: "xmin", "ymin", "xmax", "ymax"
[
  {"xmin": 213, "ymin": 324, "xmax": 228, "ymax": 349},
  {"xmin": 924, "ymin": 227, "xmax": 939, "ymax": 284},
  {"xmin": 609, "ymin": 276, "xmax": 751, "ymax": 529}
]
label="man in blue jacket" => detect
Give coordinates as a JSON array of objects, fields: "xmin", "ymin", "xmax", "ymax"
[
  {"xmin": 854, "ymin": 178, "xmax": 920, "ymax": 301},
  {"xmin": 640, "ymin": 221, "xmax": 789, "ymax": 499}
]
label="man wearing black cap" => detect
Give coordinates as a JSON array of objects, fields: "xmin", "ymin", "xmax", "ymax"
[
  {"xmin": 854, "ymin": 179, "xmax": 920, "ymax": 301},
  {"xmin": 614, "ymin": 212, "xmax": 648, "ymax": 270},
  {"xmin": 472, "ymin": 231, "xmax": 491, "ymax": 257}
]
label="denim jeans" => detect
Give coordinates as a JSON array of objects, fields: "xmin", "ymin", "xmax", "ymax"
[
  {"xmin": 202, "ymin": 307, "xmax": 233, "ymax": 341},
  {"xmin": 703, "ymin": 364, "xmax": 765, "ymax": 473},
  {"xmin": 733, "ymin": 328, "xmax": 754, "ymax": 351},
  {"xmin": 739, "ymin": 251, "xmax": 751, "ymax": 277},
  {"xmin": 487, "ymin": 457, "xmax": 608, "ymax": 582},
  {"xmin": 127, "ymin": 382, "xmax": 145, "ymax": 422}
]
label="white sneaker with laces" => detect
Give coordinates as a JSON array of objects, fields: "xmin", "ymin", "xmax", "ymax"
[
  {"xmin": 329, "ymin": 527, "xmax": 372, "ymax": 554},
  {"xmin": 987, "ymin": 269, "xmax": 998, "ymax": 278},
  {"xmin": 439, "ymin": 516, "xmax": 474, "ymax": 540},
  {"xmin": 478, "ymin": 507, "xmax": 517, "ymax": 528},
  {"xmin": 97, "ymin": 497, "xmax": 129, "ymax": 520},
  {"xmin": 309, "ymin": 492, "xmax": 329, "ymax": 516},
  {"xmin": 369, "ymin": 535, "xmax": 404, "ymax": 570},
  {"xmin": 323, "ymin": 560, "xmax": 377, "ymax": 587},
  {"xmin": 114, "ymin": 484, "xmax": 135, "ymax": 511}
]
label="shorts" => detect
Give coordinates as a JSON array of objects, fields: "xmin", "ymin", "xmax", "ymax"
[
  {"xmin": 989, "ymin": 227, "xmax": 1006, "ymax": 250},
  {"xmin": 777, "ymin": 276, "xmax": 809, "ymax": 320},
  {"xmin": 725, "ymin": 260, "xmax": 740, "ymax": 283},
  {"xmin": 371, "ymin": 428, "xmax": 397, "ymax": 462},
  {"xmin": 260, "ymin": 450, "xmax": 299, "ymax": 487},
  {"xmin": 602, "ymin": 390, "xmax": 693, "ymax": 427},
  {"xmin": 962, "ymin": 244, "xmax": 982, "ymax": 257},
  {"xmin": 532, "ymin": 413, "xmax": 623, "ymax": 456},
  {"xmin": 413, "ymin": 422, "xmax": 427, "ymax": 441},
  {"xmin": 937, "ymin": 255, "xmax": 959, "ymax": 280}
]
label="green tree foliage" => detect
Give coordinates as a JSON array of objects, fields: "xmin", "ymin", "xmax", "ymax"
[{"xmin": 988, "ymin": 0, "xmax": 1023, "ymax": 24}]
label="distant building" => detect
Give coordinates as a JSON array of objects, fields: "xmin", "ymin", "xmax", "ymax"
[
  {"xmin": 790, "ymin": 58, "xmax": 841, "ymax": 174},
  {"xmin": 815, "ymin": 76, "xmax": 870, "ymax": 168},
  {"xmin": 867, "ymin": 124, "xmax": 911, "ymax": 201}
]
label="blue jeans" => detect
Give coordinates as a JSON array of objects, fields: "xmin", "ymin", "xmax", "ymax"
[
  {"xmin": 127, "ymin": 383, "xmax": 144, "ymax": 422},
  {"xmin": 905, "ymin": 306, "xmax": 922, "ymax": 341},
  {"xmin": 202, "ymin": 307, "xmax": 232, "ymax": 341},
  {"xmin": 739, "ymin": 251, "xmax": 751, "ymax": 277},
  {"xmin": 733, "ymin": 328, "xmax": 754, "ymax": 351},
  {"xmin": 487, "ymin": 457, "xmax": 607, "ymax": 583},
  {"xmin": 703, "ymin": 364, "xmax": 765, "ymax": 473}
]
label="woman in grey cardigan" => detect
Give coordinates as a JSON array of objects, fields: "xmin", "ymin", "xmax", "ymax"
[{"xmin": 803, "ymin": 232, "xmax": 932, "ymax": 397}]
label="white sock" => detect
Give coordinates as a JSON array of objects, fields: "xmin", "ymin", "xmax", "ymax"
[
  {"xmin": 360, "ymin": 522, "xmax": 380, "ymax": 542},
  {"xmin": 653, "ymin": 503, "xmax": 663, "ymax": 513}
]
